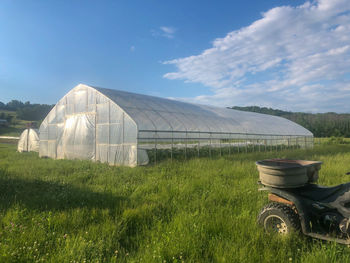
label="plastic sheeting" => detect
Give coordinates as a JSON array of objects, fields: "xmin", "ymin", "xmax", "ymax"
[
  {"xmin": 97, "ymin": 87, "xmax": 312, "ymax": 137},
  {"xmin": 18, "ymin": 128, "xmax": 39, "ymax": 152}
]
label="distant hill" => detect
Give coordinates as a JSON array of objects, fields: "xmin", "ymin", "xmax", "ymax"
[
  {"xmin": 0, "ymin": 100, "xmax": 54, "ymax": 122},
  {"xmin": 0, "ymin": 100, "xmax": 54, "ymax": 136},
  {"xmin": 230, "ymin": 106, "xmax": 350, "ymax": 138}
]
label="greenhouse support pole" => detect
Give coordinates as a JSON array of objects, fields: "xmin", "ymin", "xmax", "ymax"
[
  {"xmin": 155, "ymin": 132, "xmax": 157, "ymax": 165},
  {"xmin": 171, "ymin": 132, "xmax": 173, "ymax": 162},
  {"xmin": 283, "ymin": 138, "xmax": 289, "ymax": 149},
  {"xmin": 280, "ymin": 138, "xmax": 282, "ymax": 151},
  {"xmin": 285, "ymin": 137, "xmax": 288, "ymax": 150},
  {"xmin": 270, "ymin": 139, "xmax": 272, "ymax": 152},
  {"xmin": 275, "ymin": 139, "xmax": 277, "ymax": 152},
  {"xmin": 258, "ymin": 139, "xmax": 261, "ymax": 152},
  {"xmin": 293, "ymin": 137, "xmax": 295, "ymax": 149},
  {"xmin": 209, "ymin": 133, "xmax": 212, "ymax": 158},
  {"xmin": 281, "ymin": 138, "xmax": 283, "ymax": 151},
  {"xmin": 296, "ymin": 137, "xmax": 299, "ymax": 149},
  {"xmin": 276, "ymin": 139, "xmax": 278, "ymax": 152},
  {"xmin": 185, "ymin": 131, "xmax": 187, "ymax": 160},
  {"xmin": 229, "ymin": 136, "xmax": 231, "ymax": 156},
  {"xmin": 219, "ymin": 139, "xmax": 222, "ymax": 157},
  {"xmin": 255, "ymin": 140, "xmax": 257, "ymax": 152},
  {"xmin": 197, "ymin": 134, "xmax": 200, "ymax": 158},
  {"xmin": 288, "ymin": 137, "xmax": 290, "ymax": 149}
]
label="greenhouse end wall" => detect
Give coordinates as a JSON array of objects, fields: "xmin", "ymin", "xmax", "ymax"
[
  {"xmin": 39, "ymin": 85, "xmax": 140, "ymax": 166},
  {"xmin": 17, "ymin": 128, "xmax": 40, "ymax": 153}
]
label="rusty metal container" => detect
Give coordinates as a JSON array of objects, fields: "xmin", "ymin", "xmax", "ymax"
[{"xmin": 256, "ymin": 159, "xmax": 322, "ymax": 188}]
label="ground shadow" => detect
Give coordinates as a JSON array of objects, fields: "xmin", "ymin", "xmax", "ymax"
[{"xmin": 0, "ymin": 173, "xmax": 128, "ymax": 213}]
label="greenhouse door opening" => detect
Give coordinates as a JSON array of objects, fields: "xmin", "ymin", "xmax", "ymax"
[{"xmin": 59, "ymin": 114, "xmax": 95, "ymax": 160}]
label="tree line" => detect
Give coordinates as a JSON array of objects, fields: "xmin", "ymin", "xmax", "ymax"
[
  {"xmin": 0, "ymin": 100, "xmax": 54, "ymax": 122},
  {"xmin": 231, "ymin": 106, "xmax": 350, "ymax": 138}
]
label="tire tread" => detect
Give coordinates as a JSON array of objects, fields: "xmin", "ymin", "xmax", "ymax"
[{"xmin": 257, "ymin": 202, "xmax": 300, "ymax": 232}]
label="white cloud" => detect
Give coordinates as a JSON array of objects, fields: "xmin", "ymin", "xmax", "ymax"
[
  {"xmin": 152, "ymin": 26, "xmax": 177, "ymax": 39},
  {"xmin": 163, "ymin": 0, "xmax": 350, "ymax": 113},
  {"xmin": 160, "ymin": 26, "xmax": 176, "ymax": 35}
]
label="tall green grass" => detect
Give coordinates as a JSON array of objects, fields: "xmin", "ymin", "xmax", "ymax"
[{"xmin": 1, "ymin": 143, "xmax": 350, "ymax": 262}]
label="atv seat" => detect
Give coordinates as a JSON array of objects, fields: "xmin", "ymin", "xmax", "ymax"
[{"xmin": 295, "ymin": 183, "xmax": 350, "ymax": 202}]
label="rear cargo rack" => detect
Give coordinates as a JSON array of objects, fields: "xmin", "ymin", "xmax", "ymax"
[{"xmin": 256, "ymin": 159, "xmax": 322, "ymax": 188}]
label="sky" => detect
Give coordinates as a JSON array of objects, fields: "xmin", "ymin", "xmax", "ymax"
[{"xmin": 0, "ymin": 0, "xmax": 349, "ymax": 113}]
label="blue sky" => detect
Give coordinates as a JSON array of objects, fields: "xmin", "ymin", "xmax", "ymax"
[{"xmin": 1, "ymin": 0, "xmax": 349, "ymax": 113}]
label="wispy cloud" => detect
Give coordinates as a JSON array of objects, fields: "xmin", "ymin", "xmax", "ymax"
[
  {"xmin": 152, "ymin": 26, "xmax": 177, "ymax": 39},
  {"xmin": 163, "ymin": 0, "xmax": 350, "ymax": 113},
  {"xmin": 160, "ymin": 26, "xmax": 176, "ymax": 38}
]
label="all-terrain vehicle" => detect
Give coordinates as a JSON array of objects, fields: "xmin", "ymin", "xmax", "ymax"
[{"xmin": 256, "ymin": 159, "xmax": 350, "ymax": 244}]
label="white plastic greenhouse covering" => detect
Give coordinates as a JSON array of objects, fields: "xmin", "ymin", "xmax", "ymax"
[
  {"xmin": 18, "ymin": 128, "xmax": 39, "ymax": 152},
  {"xmin": 39, "ymin": 84, "xmax": 313, "ymax": 167}
]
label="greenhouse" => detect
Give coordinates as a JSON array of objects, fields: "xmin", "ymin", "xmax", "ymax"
[
  {"xmin": 18, "ymin": 128, "xmax": 40, "ymax": 153},
  {"xmin": 39, "ymin": 84, "xmax": 313, "ymax": 167}
]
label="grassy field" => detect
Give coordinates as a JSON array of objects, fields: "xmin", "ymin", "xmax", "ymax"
[{"xmin": 1, "ymin": 143, "xmax": 350, "ymax": 262}]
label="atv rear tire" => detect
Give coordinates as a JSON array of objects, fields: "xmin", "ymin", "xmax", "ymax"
[{"xmin": 258, "ymin": 202, "xmax": 300, "ymax": 234}]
